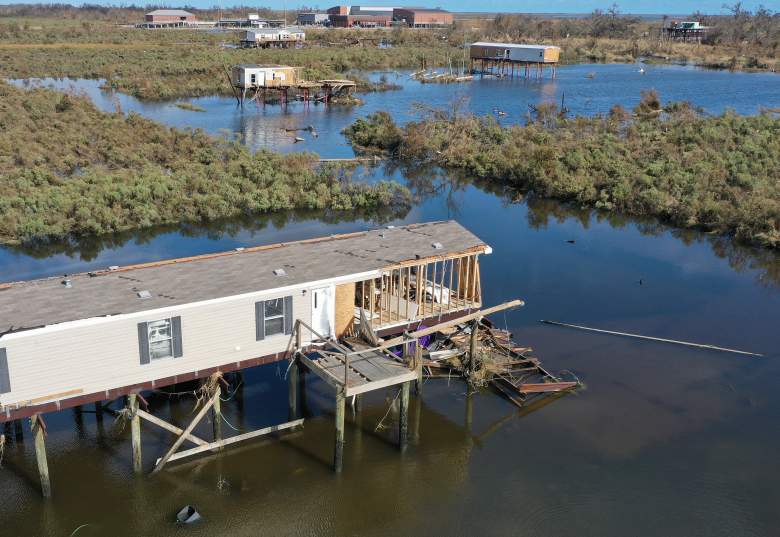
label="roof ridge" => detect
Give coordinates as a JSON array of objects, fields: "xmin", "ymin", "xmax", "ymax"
[{"xmin": 0, "ymin": 220, "xmax": 453, "ymax": 289}]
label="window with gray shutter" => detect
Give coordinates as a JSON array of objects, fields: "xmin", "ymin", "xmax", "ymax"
[
  {"xmin": 0, "ymin": 348, "xmax": 10, "ymax": 394},
  {"xmin": 284, "ymin": 295, "xmax": 293, "ymax": 335},
  {"xmin": 256, "ymin": 300, "xmax": 265, "ymax": 340},
  {"xmin": 138, "ymin": 322, "xmax": 150, "ymax": 364},
  {"xmin": 139, "ymin": 317, "xmax": 182, "ymax": 363},
  {"xmin": 256, "ymin": 296, "xmax": 292, "ymax": 339},
  {"xmin": 172, "ymin": 316, "xmax": 183, "ymax": 358}
]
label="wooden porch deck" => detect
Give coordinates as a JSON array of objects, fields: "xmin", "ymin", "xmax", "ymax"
[{"xmin": 298, "ymin": 340, "xmax": 417, "ymax": 397}]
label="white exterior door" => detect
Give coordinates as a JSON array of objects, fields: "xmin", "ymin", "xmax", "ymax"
[{"xmin": 311, "ymin": 286, "xmax": 334, "ymax": 339}]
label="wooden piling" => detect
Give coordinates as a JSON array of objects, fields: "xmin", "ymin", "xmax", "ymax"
[
  {"xmin": 334, "ymin": 390, "xmax": 345, "ymax": 472},
  {"xmin": 94, "ymin": 400, "xmax": 103, "ymax": 426},
  {"xmin": 468, "ymin": 319, "xmax": 480, "ymax": 374},
  {"xmin": 399, "ymin": 382, "xmax": 410, "ymax": 450},
  {"xmin": 212, "ymin": 385, "xmax": 222, "ymax": 444},
  {"xmin": 31, "ymin": 414, "xmax": 51, "ymax": 498},
  {"xmin": 129, "ymin": 394, "xmax": 142, "ymax": 474},
  {"xmin": 14, "ymin": 419, "xmax": 23, "ymax": 442},
  {"xmin": 288, "ymin": 358, "xmax": 299, "ymax": 421}
]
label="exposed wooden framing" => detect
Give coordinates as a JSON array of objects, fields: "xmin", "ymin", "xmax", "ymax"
[
  {"xmin": 159, "ymin": 418, "xmax": 304, "ymax": 465},
  {"xmin": 470, "ymin": 255, "xmax": 479, "ymax": 304},
  {"xmin": 369, "ymin": 278, "xmax": 375, "ymax": 323},
  {"xmin": 405, "ymin": 266, "xmax": 411, "ymax": 319},
  {"xmin": 421, "ymin": 264, "xmax": 428, "ymax": 316},
  {"xmin": 464, "ymin": 256, "xmax": 471, "ymax": 302},
  {"xmin": 31, "ymin": 414, "xmax": 51, "ymax": 498},
  {"xmin": 447, "ymin": 258, "xmax": 455, "ymax": 312},
  {"xmin": 151, "ymin": 393, "xmax": 217, "ymax": 474},
  {"xmin": 334, "ymin": 391, "xmax": 345, "ymax": 472},
  {"xmin": 129, "ymin": 394, "xmax": 142, "ymax": 474},
  {"xmin": 414, "ymin": 265, "xmax": 424, "ymax": 319},
  {"xmin": 395, "ymin": 268, "xmax": 401, "ymax": 324},
  {"xmin": 379, "ymin": 245, "xmax": 487, "ymax": 272},
  {"xmin": 430, "ymin": 260, "xmax": 438, "ymax": 318},
  {"xmin": 474, "ymin": 261, "xmax": 482, "ymax": 303},
  {"xmin": 378, "ymin": 271, "xmax": 384, "ymax": 326},
  {"xmin": 377, "ymin": 299, "xmax": 525, "ymax": 350}
]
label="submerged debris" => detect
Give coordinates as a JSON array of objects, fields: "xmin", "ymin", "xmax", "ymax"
[
  {"xmin": 176, "ymin": 505, "xmax": 202, "ymax": 524},
  {"xmin": 422, "ymin": 319, "xmax": 580, "ymax": 406}
]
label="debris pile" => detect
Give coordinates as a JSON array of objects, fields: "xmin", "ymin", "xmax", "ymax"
[{"xmin": 421, "ymin": 319, "xmax": 580, "ymax": 407}]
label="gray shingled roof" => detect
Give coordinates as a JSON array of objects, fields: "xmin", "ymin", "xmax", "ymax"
[{"xmin": 0, "ymin": 221, "xmax": 487, "ymax": 335}]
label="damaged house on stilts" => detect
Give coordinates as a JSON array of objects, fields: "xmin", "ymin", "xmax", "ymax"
[{"xmin": 0, "ymin": 221, "xmax": 576, "ymax": 497}]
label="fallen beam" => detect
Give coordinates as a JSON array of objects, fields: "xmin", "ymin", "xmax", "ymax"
[
  {"xmin": 157, "ymin": 418, "xmax": 304, "ymax": 465},
  {"xmin": 539, "ymin": 320, "xmax": 764, "ymax": 357}
]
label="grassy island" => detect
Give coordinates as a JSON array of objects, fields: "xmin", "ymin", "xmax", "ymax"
[
  {"xmin": 344, "ymin": 97, "xmax": 780, "ymax": 249},
  {"xmin": 0, "ymin": 81, "xmax": 411, "ymax": 245}
]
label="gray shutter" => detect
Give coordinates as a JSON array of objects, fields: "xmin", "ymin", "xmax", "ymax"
[
  {"xmin": 172, "ymin": 316, "xmax": 183, "ymax": 358},
  {"xmin": 255, "ymin": 300, "xmax": 265, "ymax": 340},
  {"xmin": 284, "ymin": 295, "xmax": 293, "ymax": 335},
  {"xmin": 137, "ymin": 322, "xmax": 150, "ymax": 365},
  {"xmin": 0, "ymin": 348, "xmax": 10, "ymax": 394}
]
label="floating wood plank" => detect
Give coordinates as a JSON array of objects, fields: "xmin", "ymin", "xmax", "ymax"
[
  {"xmin": 539, "ymin": 320, "xmax": 764, "ymax": 357},
  {"xmin": 159, "ymin": 418, "xmax": 304, "ymax": 465},
  {"xmin": 515, "ymin": 382, "xmax": 579, "ymax": 394}
]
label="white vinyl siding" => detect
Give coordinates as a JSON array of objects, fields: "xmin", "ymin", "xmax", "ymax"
[{"xmin": 0, "ymin": 289, "xmax": 311, "ymax": 407}]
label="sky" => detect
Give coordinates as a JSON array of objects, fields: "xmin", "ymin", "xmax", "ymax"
[{"xmin": 0, "ymin": 0, "xmax": 770, "ymax": 15}]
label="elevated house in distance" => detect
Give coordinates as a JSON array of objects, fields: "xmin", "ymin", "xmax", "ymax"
[
  {"xmin": 240, "ymin": 27, "xmax": 306, "ymax": 48},
  {"xmin": 229, "ymin": 64, "xmax": 356, "ymax": 105},
  {"xmin": 0, "ymin": 221, "xmax": 488, "ymax": 423},
  {"xmin": 231, "ymin": 64, "xmax": 301, "ymax": 88},
  {"xmin": 470, "ymin": 42, "xmax": 561, "ymax": 79},
  {"xmin": 662, "ymin": 20, "xmax": 708, "ymax": 42}
]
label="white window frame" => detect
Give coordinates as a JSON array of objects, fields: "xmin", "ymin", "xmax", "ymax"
[
  {"xmin": 264, "ymin": 298, "xmax": 286, "ymax": 337},
  {"xmin": 148, "ymin": 318, "xmax": 174, "ymax": 361}
]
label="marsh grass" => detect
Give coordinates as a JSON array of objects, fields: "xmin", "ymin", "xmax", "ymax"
[
  {"xmin": 0, "ymin": 81, "xmax": 411, "ymax": 245},
  {"xmin": 344, "ymin": 100, "xmax": 780, "ymax": 249}
]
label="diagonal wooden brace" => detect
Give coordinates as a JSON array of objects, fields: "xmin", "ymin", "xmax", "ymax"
[{"xmin": 151, "ymin": 394, "xmax": 216, "ymax": 474}]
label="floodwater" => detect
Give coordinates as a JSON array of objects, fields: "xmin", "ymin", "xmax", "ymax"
[
  {"xmin": 11, "ymin": 62, "xmax": 780, "ymax": 157},
  {"xmin": 2, "ymin": 65, "xmax": 780, "ymax": 537}
]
